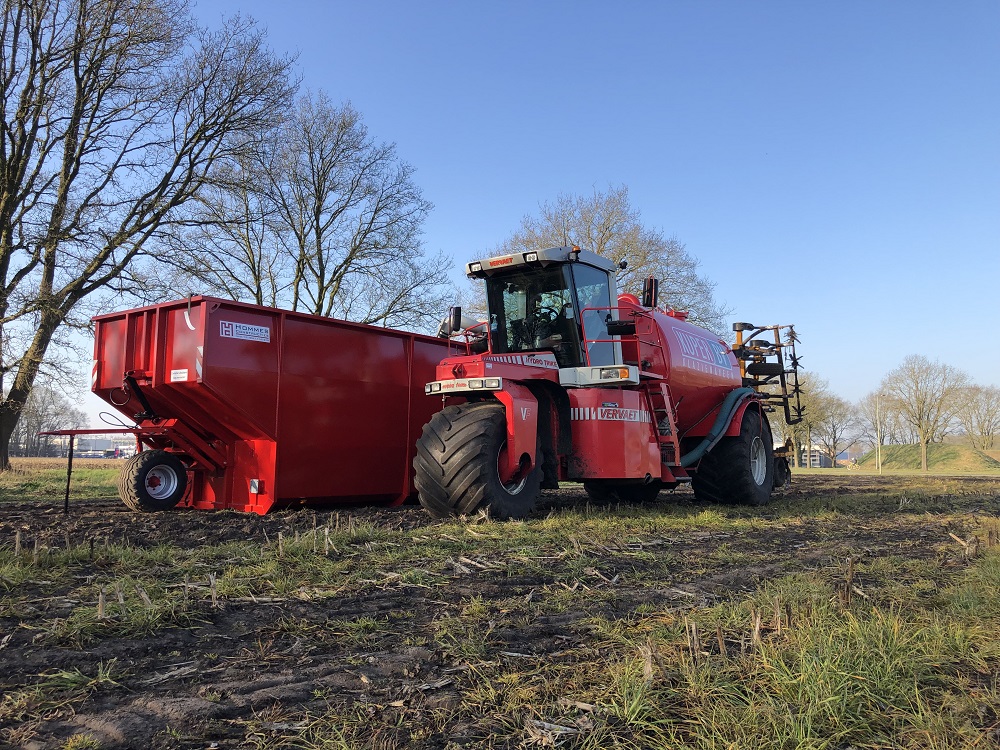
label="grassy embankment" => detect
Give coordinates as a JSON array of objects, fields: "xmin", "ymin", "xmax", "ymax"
[{"xmin": 834, "ymin": 443, "xmax": 1000, "ymax": 476}]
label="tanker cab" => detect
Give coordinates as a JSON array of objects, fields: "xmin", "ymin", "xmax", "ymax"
[{"xmin": 472, "ymin": 246, "xmax": 638, "ymax": 387}]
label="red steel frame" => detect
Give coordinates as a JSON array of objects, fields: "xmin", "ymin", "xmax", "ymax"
[{"xmin": 82, "ymin": 297, "xmax": 462, "ymax": 513}]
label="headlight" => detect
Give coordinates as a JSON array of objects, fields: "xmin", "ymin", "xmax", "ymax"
[{"xmin": 600, "ymin": 367, "xmax": 630, "ymax": 380}]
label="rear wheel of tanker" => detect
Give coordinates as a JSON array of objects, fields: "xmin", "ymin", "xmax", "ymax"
[
  {"xmin": 413, "ymin": 402, "xmax": 542, "ymax": 520},
  {"xmin": 584, "ymin": 480, "xmax": 664, "ymax": 506},
  {"xmin": 119, "ymin": 450, "xmax": 188, "ymax": 512},
  {"xmin": 691, "ymin": 409, "xmax": 774, "ymax": 506}
]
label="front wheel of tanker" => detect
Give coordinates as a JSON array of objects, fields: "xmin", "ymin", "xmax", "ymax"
[
  {"xmin": 413, "ymin": 402, "xmax": 542, "ymax": 519},
  {"xmin": 119, "ymin": 450, "xmax": 188, "ymax": 512},
  {"xmin": 691, "ymin": 409, "xmax": 774, "ymax": 506}
]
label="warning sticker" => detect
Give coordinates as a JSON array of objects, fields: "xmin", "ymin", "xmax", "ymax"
[
  {"xmin": 170, "ymin": 369, "xmax": 189, "ymax": 382},
  {"xmin": 220, "ymin": 320, "xmax": 271, "ymax": 343}
]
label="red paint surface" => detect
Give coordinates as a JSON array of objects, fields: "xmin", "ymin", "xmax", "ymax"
[{"xmin": 92, "ymin": 297, "xmax": 458, "ymax": 513}]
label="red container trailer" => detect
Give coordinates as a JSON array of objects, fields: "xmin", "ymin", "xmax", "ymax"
[{"xmin": 91, "ymin": 297, "xmax": 460, "ymax": 514}]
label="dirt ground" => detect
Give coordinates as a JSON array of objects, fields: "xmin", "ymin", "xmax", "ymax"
[{"xmin": 2, "ymin": 474, "xmax": 999, "ymax": 749}]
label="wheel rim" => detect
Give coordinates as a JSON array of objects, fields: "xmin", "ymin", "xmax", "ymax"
[
  {"xmin": 749, "ymin": 436, "xmax": 767, "ymax": 485},
  {"xmin": 145, "ymin": 465, "xmax": 180, "ymax": 500},
  {"xmin": 496, "ymin": 440, "xmax": 528, "ymax": 495}
]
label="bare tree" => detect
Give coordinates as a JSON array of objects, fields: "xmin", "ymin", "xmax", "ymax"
[
  {"xmin": 9, "ymin": 384, "xmax": 87, "ymax": 457},
  {"xmin": 0, "ymin": 0, "xmax": 295, "ymax": 469},
  {"xmin": 276, "ymin": 95, "xmax": 450, "ymax": 328},
  {"xmin": 857, "ymin": 390, "xmax": 914, "ymax": 459},
  {"xmin": 786, "ymin": 373, "xmax": 829, "ymax": 467},
  {"xmin": 955, "ymin": 385, "xmax": 1000, "ymax": 452},
  {"xmin": 159, "ymin": 157, "xmax": 290, "ymax": 307},
  {"xmin": 163, "ymin": 93, "xmax": 451, "ymax": 331},
  {"xmin": 880, "ymin": 355, "xmax": 970, "ymax": 471},
  {"xmin": 814, "ymin": 394, "xmax": 859, "ymax": 467},
  {"xmin": 490, "ymin": 186, "xmax": 731, "ymax": 334}
]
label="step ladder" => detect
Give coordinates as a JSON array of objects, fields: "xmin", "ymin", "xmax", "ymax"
[{"xmin": 644, "ymin": 380, "xmax": 682, "ymax": 466}]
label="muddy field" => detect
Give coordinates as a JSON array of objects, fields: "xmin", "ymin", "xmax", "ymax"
[{"xmin": 2, "ymin": 474, "xmax": 999, "ymax": 749}]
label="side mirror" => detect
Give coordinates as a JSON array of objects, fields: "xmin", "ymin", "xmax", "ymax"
[
  {"xmin": 641, "ymin": 277, "xmax": 659, "ymax": 308},
  {"xmin": 449, "ymin": 306, "xmax": 463, "ymax": 334}
]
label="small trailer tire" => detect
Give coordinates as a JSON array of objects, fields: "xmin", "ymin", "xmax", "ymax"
[
  {"xmin": 414, "ymin": 402, "xmax": 541, "ymax": 520},
  {"xmin": 119, "ymin": 450, "xmax": 188, "ymax": 512},
  {"xmin": 691, "ymin": 409, "xmax": 774, "ymax": 506}
]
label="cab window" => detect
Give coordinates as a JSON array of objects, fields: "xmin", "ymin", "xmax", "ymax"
[{"xmin": 572, "ymin": 265, "xmax": 615, "ymax": 366}]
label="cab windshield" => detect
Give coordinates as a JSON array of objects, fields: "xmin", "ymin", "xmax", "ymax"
[{"xmin": 484, "ymin": 263, "xmax": 615, "ymax": 367}]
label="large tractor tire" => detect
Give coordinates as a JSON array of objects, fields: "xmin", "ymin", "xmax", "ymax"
[
  {"xmin": 583, "ymin": 480, "xmax": 664, "ymax": 506},
  {"xmin": 119, "ymin": 450, "xmax": 188, "ymax": 512},
  {"xmin": 413, "ymin": 402, "xmax": 542, "ymax": 520},
  {"xmin": 691, "ymin": 409, "xmax": 774, "ymax": 506}
]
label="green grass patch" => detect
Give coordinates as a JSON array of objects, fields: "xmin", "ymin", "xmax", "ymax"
[
  {"xmin": 3, "ymin": 473, "xmax": 1000, "ymax": 748},
  {"xmin": 0, "ymin": 458, "xmax": 120, "ymax": 502}
]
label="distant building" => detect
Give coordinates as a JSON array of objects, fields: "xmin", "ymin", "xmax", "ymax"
[
  {"xmin": 40, "ymin": 434, "xmax": 137, "ymax": 459},
  {"xmin": 799, "ymin": 445, "xmax": 834, "ymax": 468}
]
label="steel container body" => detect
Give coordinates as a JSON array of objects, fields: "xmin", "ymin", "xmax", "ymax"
[
  {"xmin": 617, "ymin": 296, "xmax": 742, "ymax": 436},
  {"xmin": 92, "ymin": 297, "xmax": 456, "ymax": 513}
]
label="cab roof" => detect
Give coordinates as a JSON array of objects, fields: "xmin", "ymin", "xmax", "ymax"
[{"xmin": 466, "ymin": 246, "xmax": 616, "ymax": 278}]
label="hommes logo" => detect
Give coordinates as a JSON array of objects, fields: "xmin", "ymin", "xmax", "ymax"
[{"xmin": 220, "ymin": 320, "xmax": 270, "ymax": 343}]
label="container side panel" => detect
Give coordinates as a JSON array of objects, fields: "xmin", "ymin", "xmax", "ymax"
[
  {"xmin": 277, "ymin": 320, "xmax": 417, "ymax": 500},
  {"xmin": 92, "ymin": 314, "xmax": 152, "ymax": 422},
  {"xmin": 94, "ymin": 317, "xmax": 127, "ymax": 391},
  {"xmin": 200, "ymin": 303, "xmax": 280, "ymax": 438},
  {"xmin": 164, "ymin": 306, "xmax": 205, "ymax": 387}
]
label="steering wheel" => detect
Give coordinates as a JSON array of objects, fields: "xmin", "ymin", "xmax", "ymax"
[{"xmin": 535, "ymin": 306, "xmax": 560, "ymax": 323}]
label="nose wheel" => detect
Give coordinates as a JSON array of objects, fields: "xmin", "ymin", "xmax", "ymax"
[{"xmin": 119, "ymin": 450, "xmax": 188, "ymax": 511}]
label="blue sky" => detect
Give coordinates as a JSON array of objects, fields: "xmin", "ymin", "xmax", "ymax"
[{"xmin": 85, "ymin": 1, "xmax": 1000, "ymax": 420}]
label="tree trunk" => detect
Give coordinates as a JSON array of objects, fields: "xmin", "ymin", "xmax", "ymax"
[
  {"xmin": 0, "ymin": 312, "xmax": 63, "ymax": 471},
  {"xmin": 921, "ymin": 439, "xmax": 929, "ymax": 472}
]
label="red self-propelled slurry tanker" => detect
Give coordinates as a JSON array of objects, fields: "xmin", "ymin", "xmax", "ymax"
[{"xmin": 413, "ymin": 246, "xmax": 802, "ymax": 518}]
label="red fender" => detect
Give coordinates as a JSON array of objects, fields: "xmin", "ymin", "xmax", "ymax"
[
  {"xmin": 723, "ymin": 397, "xmax": 765, "ymax": 437},
  {"xmin": 494, "ymin": 383, "xmax": 538, "ymax": 482}
]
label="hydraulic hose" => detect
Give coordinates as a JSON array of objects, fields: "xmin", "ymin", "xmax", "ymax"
[{"xmin": 679, "ymin": 387, "xmax": 755, "ymax": 467}]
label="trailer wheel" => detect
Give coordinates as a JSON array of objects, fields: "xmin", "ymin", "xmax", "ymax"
[
  {"xmin": 691, "ymin": 409, "xmax": 774, "ymax": 506},
  {"xmin": 414, "ymin": 402, "xmax": 542, "ymax": 520},
  {"xmin": 119, "ymin": 450, "xmax": 188, "ymax": 512},
  {"xmin": 583, "ymin": 480, "xmax": 664, "ymax": 505}
]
